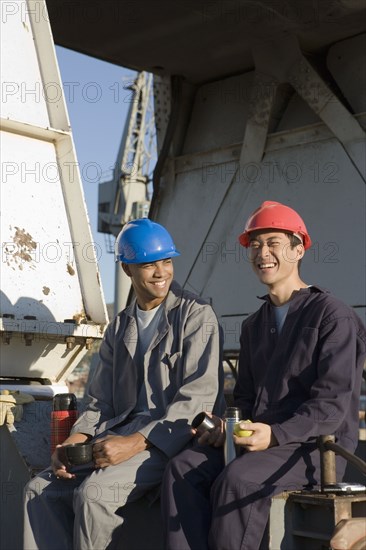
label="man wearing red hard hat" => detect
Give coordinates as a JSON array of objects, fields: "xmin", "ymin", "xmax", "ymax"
[{"xmin": 162, "ymin": 201, "xmax": 366, "ymax": 550}]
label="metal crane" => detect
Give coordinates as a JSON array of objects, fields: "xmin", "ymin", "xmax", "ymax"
[{"xmin": 98, "ymin": 71, "xmax": 156, "ymax": 313}]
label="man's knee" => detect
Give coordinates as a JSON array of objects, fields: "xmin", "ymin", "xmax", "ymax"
[
  {"xmin": 24, "ymin": 477, "xmax": 44, "ymax": 502},
  {"xmin": 25, "ymin": 473, "xmax": 75, "ymax": 509},
  {"xmin": 75, "ymin": 473, "xmax": 137, "ymax": 511},
  {"xmin": 74, "ymin": 477, "xmax": 105, "ymax": 510},
  {"xmin": 166, "ymin": 445, "xmax": 220, "ymax": 479},
  {"xmin": 211, "ymin": 460, "xmax": 264, "ymax": 500},
  {"xmin": 165, "ymin": 449, "xmax": 198, "ymax": 480},
  {"xmin": 24, "ymin": 470, "xmax": 55, "ymax": 497}
]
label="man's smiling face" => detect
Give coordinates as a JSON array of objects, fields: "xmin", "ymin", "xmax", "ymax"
[
  {"xmin": 123, "ymin": 258, "xmax": 174, "ymax": 310},
  {"xmin": 248, "ymin": 231, "xmax": 303, "ymax": 287}
]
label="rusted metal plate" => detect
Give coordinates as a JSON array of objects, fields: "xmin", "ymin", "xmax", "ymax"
[{"xmin": 331, "ymin": 518, "xmax": 366, "ymax": 550}]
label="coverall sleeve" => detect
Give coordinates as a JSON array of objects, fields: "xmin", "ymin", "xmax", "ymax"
[
  {"xmin": 271, "ymin": 315, "xmax": 364, "ymax": 446},
  {"xmin": 70, "ymin": 321, "xmax": 117, "ymax": 437},
  {"xmin": 139, "ymin": 305, "xmax": 225, "ymax": 458},
  {"xmin": 233, "ymin": 325, "xmax": 256, "ymax": 420}
]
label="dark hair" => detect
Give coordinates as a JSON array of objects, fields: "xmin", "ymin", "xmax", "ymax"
[
  {"xmin": 285, "ymin": 233, "xmax": 302, "ymax": 247},
  {"xmin": 285, "ymin": 233, "xmax": 303, "ymax": 270}
]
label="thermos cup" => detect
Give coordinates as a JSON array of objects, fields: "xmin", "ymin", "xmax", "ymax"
[
  {"xmin": 224, "ymin": 406, "xmax": 241, "ymax": 465},
  {"xmin": 50, "ymin": 393, "xmax": 78, "ymax": 454},
  {"xmin": 191, "ymin": 412, "xmax": 216, "ymax": 435}
]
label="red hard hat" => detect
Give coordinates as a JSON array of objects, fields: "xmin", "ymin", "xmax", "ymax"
[{"xmin": 238, "ymin": 201, "xmax": 312, "ymax": 249}]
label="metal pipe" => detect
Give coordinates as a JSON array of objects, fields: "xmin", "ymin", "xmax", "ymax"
[
  {"xmin": 323, "ymin": 439, "xmax": 366, "ymax": 476},
  {"xmin": 318, "ymin": 435, "xmax": 366, "ymax": 492},
  {"xmin": 319, "ymin": 435, "xmax": 337, "ymax": 489}
]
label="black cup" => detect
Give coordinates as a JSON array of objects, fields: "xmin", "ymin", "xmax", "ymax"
[
  {"xmin": 63, "ymin": 443, "xmax": 93, "ymax": 465},
  {"xmin": 191, "ymin": 412, "xmax": 216, "ymax": 435},
  {"xmin": 53, "ymin": 393, "xmax": 77, "ymax": 411}
]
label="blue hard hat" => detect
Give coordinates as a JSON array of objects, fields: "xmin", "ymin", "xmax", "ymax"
[{"xmin": 115, "ymin": 218, "xmax": 181, "ymax": 263}]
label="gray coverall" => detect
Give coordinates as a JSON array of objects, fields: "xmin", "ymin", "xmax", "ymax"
[{"xmin": 24, "ymin": 281, "xmax": 225, "ymax": 550}]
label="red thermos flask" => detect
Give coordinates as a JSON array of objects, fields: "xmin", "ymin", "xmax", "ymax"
[{"xmin": 50, "ymin": 393, "xmax": 78, "ymax": 454}]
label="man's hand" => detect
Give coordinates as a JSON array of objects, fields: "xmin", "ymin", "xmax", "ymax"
[
  {"xmin": 93, "ymin": 433, "xmax": 150, "ymax": 468},
  {"xmin": 233, "ymin": 422, "xmax": 277, "ymax": 451},
  {"xmin": 193, "ymin": 414, "xmax": 225, "ymax": 447},
  {"xmin": 51, "ymin": 433, "xmax": 90, "ymax": 479}
]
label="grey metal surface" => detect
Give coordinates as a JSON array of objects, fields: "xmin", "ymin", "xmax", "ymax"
[
  {"xmin": 1, "ymin": 0, "xmax": 108, "ymax": 381},
  {"xmin": 151, "ymin": 31, "xmax": 366, "ymax": 353},
  {"xmin": 46, "ymin": 1, "xmax": 366, "ymax": 84}
]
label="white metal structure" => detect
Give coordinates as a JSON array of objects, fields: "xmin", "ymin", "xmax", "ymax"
[
  {"xmin": 0, "ymin": 0, "xmax": 108, "ymax": 384},
  {"xmin": 0, "ymin": 5, "xmax": 108, "ymax": 548}
]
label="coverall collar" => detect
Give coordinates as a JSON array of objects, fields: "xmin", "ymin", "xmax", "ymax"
[
  {"xmin": 124, "ymin": 280, "xmax": 183, "ymax": 319},
  {"xmin": 258, "ymin": 284, "xmax": 328, "ymax": 304}
]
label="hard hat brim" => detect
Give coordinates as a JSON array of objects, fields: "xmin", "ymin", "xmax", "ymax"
[
  {"xmin": 116, "ymin": 249, "xmax": 181, "ymax": 264},
  {"xmin": 239, "ymin": 228, "xmax": 311, "ymax": 249}
]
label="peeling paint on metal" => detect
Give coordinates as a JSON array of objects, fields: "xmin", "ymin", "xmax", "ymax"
[
  {"xmin": 14, "ymin": 227, "xmax": 37, "ymax": 259},
  {"xmin": 5, "ymin": 226, "xmax": 37, "ymax": 270},
  {"xmin": 73, "ymin": 311, "xmax": 86, "ymax": 325},
  {"xmin": 67, "ymin": 263, "xmax": 75, "ymax": 276}
]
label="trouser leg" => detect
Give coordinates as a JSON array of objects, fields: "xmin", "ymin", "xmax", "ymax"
[
  {"xmin": 162, "ymin": 443, "xmax": 224, "ymax": 550},
  {"xmin": 23, "ymin": 467, "xmax": 88, "ymax": 550},
  {"xmin": 74, "ymin": 447, "xmax": 169, "ymax": 550},
  {"xmin": 208, "ymin": 444, "xmax": 321, "ymax": 550}
]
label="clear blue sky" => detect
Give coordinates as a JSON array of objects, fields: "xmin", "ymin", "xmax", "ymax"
[{"xmin": 55, "ymin": 46, "xmax": 136, "ymax": 305}]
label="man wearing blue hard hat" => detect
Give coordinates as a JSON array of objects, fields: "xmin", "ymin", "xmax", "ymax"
[{"xmin": 24, "ymin": 218, "xmax": 225, "ymax": 550}]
